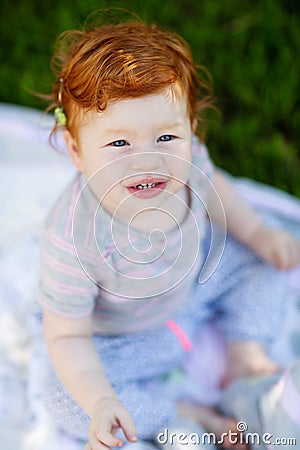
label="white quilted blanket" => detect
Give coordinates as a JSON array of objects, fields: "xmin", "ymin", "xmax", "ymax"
[{"xmin": 1, "ymin": 103, "xmax": 300, "ymax": 450}]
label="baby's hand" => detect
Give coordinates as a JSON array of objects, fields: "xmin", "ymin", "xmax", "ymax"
[
  {"xmin": 85, "ymin": 397, "xmax": 137, "ymax": 450},
  {"xmin": 248, "ymin": 225, "xmax": 300, "ymax": 270}
]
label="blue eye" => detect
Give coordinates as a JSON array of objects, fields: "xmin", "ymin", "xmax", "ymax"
[
  {"xmin": 109, "ymin": 140, "xmax": 129, "ymax": 147},
  {"xmin": 158, "ymin": 135, "xmax": 174, "ymax": 142}
]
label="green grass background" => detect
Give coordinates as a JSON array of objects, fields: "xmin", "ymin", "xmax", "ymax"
[{"xmin": 1, "ymin": 0, "xmax": 299, "ymax": 195}]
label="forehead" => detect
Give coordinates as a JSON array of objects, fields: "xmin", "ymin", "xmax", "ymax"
[{"xmin": 80, "ymin": 88, "xmax": 189, "ymax": 131}]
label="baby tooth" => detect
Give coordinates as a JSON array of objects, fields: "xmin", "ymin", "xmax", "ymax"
[{"xmin": 135, "ymin": 182, "xmax": 157, "ymax": 189}]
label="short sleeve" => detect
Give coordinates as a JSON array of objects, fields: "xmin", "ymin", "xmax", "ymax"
[
  {"xmin": 37, "ymin": 175, "xmax": 100, "ymax": 318},
  {"xmin": 37, "ymin": 228, "xmax": 99, "ymax": 317}
]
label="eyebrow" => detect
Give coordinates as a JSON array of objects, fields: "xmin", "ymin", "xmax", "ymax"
[
  {"xmin": 103, "ymin": 122, "xmax": 184, "ymax": 136},
  {"xmin": 158, "ymin": 122, "xmax": 184, "ymax": 131},
  {"xmin": 103, "ymin": 128, "xmax": 129, "ymax": 136}
]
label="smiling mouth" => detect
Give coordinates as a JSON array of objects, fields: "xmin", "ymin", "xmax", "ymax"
[{"xmin": 126, "ymin": 178, "xmax": 168, "ymax": 198}]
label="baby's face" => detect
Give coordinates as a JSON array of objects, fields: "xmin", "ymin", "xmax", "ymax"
[{"xmin": 67, "ymin": 88, "xmax": 193, "ymax": 223}]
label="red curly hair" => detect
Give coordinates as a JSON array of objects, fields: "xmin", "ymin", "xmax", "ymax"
[{"xmin": 49, "ymin": 20, "xmax": 213, "ymax": 142}]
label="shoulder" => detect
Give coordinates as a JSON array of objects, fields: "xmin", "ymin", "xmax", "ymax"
[
  {"xmin": 43, "ymin": 172, "xmax": 83, "ymax": 239},
  {"xmin": 41, "ymin": 172, "xmax": 113, "ymax": 265}
]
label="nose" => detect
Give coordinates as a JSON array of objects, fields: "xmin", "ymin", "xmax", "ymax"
[{"xmin": 130, "ymin": 151, "xmax": 163, "ymax": 171}]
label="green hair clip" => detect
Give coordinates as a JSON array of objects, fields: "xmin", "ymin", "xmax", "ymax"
[
  {"xmin": 54, "ymin": 107, "xmax": 67, "ymax": 126},
  {"xmin": 54, "ymin": 78, "xmax": 67, "ymax": 126}
]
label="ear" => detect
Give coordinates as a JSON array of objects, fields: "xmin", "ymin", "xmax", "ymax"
[{"xmin": 63, "ymin": 130, "xmax": 85, "ymax": 172}]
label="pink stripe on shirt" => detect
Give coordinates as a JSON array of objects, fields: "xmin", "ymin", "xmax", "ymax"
[
  {"xmin": 42, "ymin": 269, "xmax": 97, "ymax": 297},
  {"xmin": 43, "ymin": 251, "xmax": 89, "ymax": 280},
  {"xmin": 44, "ymin": 231, "xmax": 100, "ymax": 265}
]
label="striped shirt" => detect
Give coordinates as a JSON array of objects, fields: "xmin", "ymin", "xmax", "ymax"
[{"xmin": 38, "ymin": 140, "xmax": 214, "ymax": 334}]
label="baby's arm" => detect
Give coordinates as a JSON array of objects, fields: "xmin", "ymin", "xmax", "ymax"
[
  {"xmin": 43, "ymin": 310, "xmax": 137, "ymax": 449},
  {"xmin": 208, "ymin": 170, "xmax": 300, "ymax": 270}
]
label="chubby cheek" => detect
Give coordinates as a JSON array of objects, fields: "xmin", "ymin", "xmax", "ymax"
[
  {"xmin": 84, "ymin": 157, "xmax": 126, "ymax": 201},
  {"xmin": 168, "ymin": 151, "xmax": 191, "ymax": 189},
  {"xmin": 173, "ymin": 168, "xmax": 190, "ymax": 193}
]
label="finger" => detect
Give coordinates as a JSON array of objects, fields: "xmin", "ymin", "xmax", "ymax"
[
  {"xmin": 278, "ymin": 250, "xmax": 294, "ymax": 270},
  {"xmin": 95, "ymin": 428, "xmax": 124, "ymax": 448},
  {"xmin": 90, "ymin": 433, "xmax": 119, "ymax": 450},
  {"xmin": 280, "ymin": 239, "xmax": 300, "ymax": 270},
  {"xmin": 273, "ymin": 247, "xmax": 290, "ymax": 270},
  {"xmin": 118, "ymin": 410, "xmax": 138, "ymax": 443}
]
